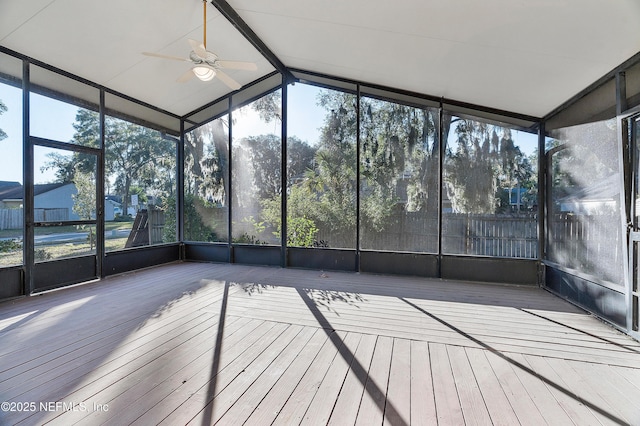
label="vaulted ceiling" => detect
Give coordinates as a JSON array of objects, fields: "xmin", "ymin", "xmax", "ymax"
[{"xmin": 1, "ymin": 0, "xmax": 639, "ymax": 119}]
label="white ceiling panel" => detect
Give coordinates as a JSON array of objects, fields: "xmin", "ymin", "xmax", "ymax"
[
  {"xmin": 230, "ymin": 0, "xmax": 640, "ymax": 117},
  {"xmin": 0, "ymin": 0, "xmax": 274, "ymax": 117},
  {"xmin": 1, "ymin": 0, "xmax": 639, "ymax": 119},
  {"xmin": 0, "ymin": 0, "xmax": 55, "ymax": 41}
]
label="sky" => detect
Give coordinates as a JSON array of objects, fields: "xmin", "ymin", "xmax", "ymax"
[
  {"xmin": 0, "ymin": 86, "xmax": 81, "ymax": 184},
  {"xmin": 232, "ymin": 82, "xmax": 326, "ymax": 145},
  {"xmin": 0, "ymin": 84, "xmax": 23, "ymax": 184}
]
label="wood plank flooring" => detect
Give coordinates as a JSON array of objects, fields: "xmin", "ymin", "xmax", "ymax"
[{"xmin": 1, "ymin": 262, "xmax": 640, "ymax": 425}]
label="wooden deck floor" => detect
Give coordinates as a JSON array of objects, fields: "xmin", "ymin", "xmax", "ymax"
[{"xmin": 1, "ymin": 262, "xmax": 640, "ymax": 425}]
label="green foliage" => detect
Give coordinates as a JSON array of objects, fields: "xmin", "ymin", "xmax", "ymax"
[
  {"xmin": 0, "ymin": 99, "xmax": 8, "ymax": 141},
  {"xmin": 234, "ymin": 216, "xmax": 266, "ymax": 245},
  {"xmin": 34, "ymin": 248, "xmax": 52, "ymax": 261},
  {"xmin": 184, "ymin": 118, "xmax": 229, "ymax": 207},
  {"xmin": 164, "ymin": 194, "xmax": 222, "ymax": 243},
  {"xmin": 232, "ymin": 232, "xmax": 264, "ymax": 245},
  {"xmin": 0, "ymin": 239, "xmax": 21, "ymax": 253},
  {"xmin": 69, "ymin": 110, "xmax": 176, "ymax": 216},
  {"xmin": 285, "ymin": 216, "xmax": 318, "ymax": 247},
  {"xmin": 260, "ymin": 193, "xmax": 319, "ymax": 247},
  {"xmin": 113, "ymin": 214, "xmax": 133, "ymax": 222},
  {"xmin": 163, "ymin": 197, "xmax": 177, "ymax": 244},
  {"xmin": 72, "ymin": 168, "xmax": 96, "ymax": 220},
  {"xmin": 361, "ymin": 98, "xmax": 439, "ymax": 214},
  {"xmin": 286, "ymin": 136, "xmax": 316, "ymax": 182},
  {"xmin": 236, "ymin": 134, "xmax": 282, "ymax": 199},
  {"xmin": 251, "ymin": 91, "xmax": 281, "ymax": 123},
  {"xmin": 70, "ymin": 166, "xmax": 97, "ymax": 249},
  {"xmin": 444, "ymin": 120, "xmax": 535, "ymax": 214}
]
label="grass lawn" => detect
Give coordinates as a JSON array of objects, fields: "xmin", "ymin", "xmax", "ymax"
[
  {"xmin": 0, "ymin": 221, "xmax": 133, "ymax": 239},
  {"xmin": 0, "ymin": 237, "xmax": 131, "ymax": 267},
  {"xmin": 0, "ymin": 222, "xmax": 134, "ymax": 267}
]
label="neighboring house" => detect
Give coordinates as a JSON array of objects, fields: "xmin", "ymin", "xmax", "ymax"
[
  {"xmin": 105, "ymin": 197, "xmax": 122, "ymax": 221},
  {"xmin": 0, "ymin": 181, "xmax": 23, "ymax": 208},
  {"xmin": 0, "ymin": 182, "xmax": 79, "ymax": 220},
  {"xmin": 557, "ymin": 173, "xmax": 620, "ymax": 214},
  {"xmin": 105, "ymin": 195, "xmax": 137, "ymax": 220}
]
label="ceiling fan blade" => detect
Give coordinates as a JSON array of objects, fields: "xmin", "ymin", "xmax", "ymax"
[
  {"xmin": 215, "ymin": 70, "xmax": 241, "ymax": 90},
  {"xmin": 177, "ymin": 68, "xmax": 195, "ymax": 83},
  {"xmin": 142, "ymin": 52, "xmax": 189, "ymax": 62},
  {"xmin": 216, "ymin": 60, "xmax": 258, "ymax": 71},
  {"xmin": 188, "ymin": 39, "xmax": 208, "ymax": 58}
]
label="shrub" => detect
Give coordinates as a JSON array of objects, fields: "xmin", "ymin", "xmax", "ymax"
[
  {"xmin": 34, "ymin": 248, "xmax": 52, "ymax": 261},
  {"xmin": 0, "ymin": 239, "xmax": 21, "ymax": 253}
]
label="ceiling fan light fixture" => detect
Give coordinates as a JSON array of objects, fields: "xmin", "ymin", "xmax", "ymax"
[{"xmin": 193, "ymin": 65, "xmax": 216, "ymax": 81}]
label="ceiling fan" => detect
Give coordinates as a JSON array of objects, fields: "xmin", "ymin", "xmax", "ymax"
[{"xmin": 142, "ymin": 0, "xmax": 257, "ymax": 90}]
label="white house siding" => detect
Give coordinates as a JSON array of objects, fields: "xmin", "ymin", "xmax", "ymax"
[
  {"xmin": 34, "ymin": 184, "xmax": 79, "ymax": 221},
  {"xmin": 105, "ymin": 199, "xmax": 117, "ymax": 221}
]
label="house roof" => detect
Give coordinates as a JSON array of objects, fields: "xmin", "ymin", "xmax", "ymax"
[
  {"xmin": 0, "ymin": 183, "xmax": 72, "ymax": 201},
  {"xmin": 1, "ymin": 1, "xmax": 639, "ymax": 122},
  {"xmin": 0, "ymin": 181, "xmax": 22, "ymax": 200}
]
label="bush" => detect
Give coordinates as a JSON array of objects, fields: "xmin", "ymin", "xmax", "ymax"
[
  {"xmin": 164, "ymin": 194, "xmax": 221, "ymax": 243},
  {"xmin": 34, "ymin": 248, "xmax": 52, "ymax": 261},
  {"xmin": 232, "ymin": 232, "xmax": 264, "ymax": 245},
  {"xmin": 286, "ymin": 216, "xmax": 318, "ymax": 247},
  {"xmin": 0, "ymin": 239, "xmax": 21, "ymax": 253},
  {"xmin": 113, "ymin": 214, "xmax": 134, "ymax": 222}
]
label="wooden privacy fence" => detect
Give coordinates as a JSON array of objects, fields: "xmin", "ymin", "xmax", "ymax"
[
  {"xmin": 547, "ymin": 213, "xmax": 624, "ymax": 284},
  {"xmin": 0, "ymin": 208, "xmax": 69, "ymax": 230},
  {"xmin": 125, "ymin": 207, "xmax": 166, "ymax": 248},
  {"xmin": 0, "ymin": 209, "xmax": 22, "ymax": 230},
  {"xmin": 314, "ymin": 212, "xmax": 539, "ymax": 258},
  {"xmin": 34, "ymin": 208, "xmax": 69, "ymax": 223},
  {"xmin": 442, "ymin": 213, "xmax": 538, "ymax": 258}
]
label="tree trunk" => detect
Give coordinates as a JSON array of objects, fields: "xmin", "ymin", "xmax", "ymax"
[
  {"xmin": 211, "ymin": 119, "xmax": 230, "ymax": 207},
  {"xmin": 123, "ymin": 176, "xmax": 131, "ymax": 217}
]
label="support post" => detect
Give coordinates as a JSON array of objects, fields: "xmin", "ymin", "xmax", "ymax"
[
  {"xmin": 97, "ymin": 90, "xmax": 105, "ymax": 277},
  {"xmin": 177, "ymin": 119, "xmax": 185, "ymax": 254},
  {"xmin": 537, "ymin": 121, "xmax": 546, "ymax": 286},
  {"xmin": 280, "ymin": 82, "xmax": 288, "ymax": 267},
  {"xmin": 228, "ymin": 106, "xmax": 234, "ymax": 263},
  {"xmin": 22, "ymin": 59, "xmax": 34, "ymax": 295},
  {"xmin": 355, "ymin": 85, "xmax": 361, "ymax": 272}
]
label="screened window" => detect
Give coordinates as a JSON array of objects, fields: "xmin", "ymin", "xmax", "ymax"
[
  {"xmin": 0, "ymin": 54, "xmax": 23, "ymax": 267},
  {"xmin": 442, "ymin": 113, "xmax": 538, "ymax": 258},
  {"xmin": 286, "ymin": 83, "xmax": 357, "ymax": 249},
  {"xmin": 547, "ymin": 119, "xmax": 624, "ymax": 286},
  {"xmin": 104, "ymin": 115, "xmax": 177, "ymax": 251},
  {"xmin": 232, "ymin": 90, "xmax": 282, "ymax": 245},
  {"xmin": 29, "ymin": 65, "xmax": 100, "ymax": 147},
  {"xmin": 184, "ymin": 115, "xmax": 229, "ymax": 242},
  {"xmin": 33, "ymin": 146, "xmax": 97, "ymax": 262},
  {"xmin": 359, "ymin": 96, "xmax": 439, "ymax": 253}
]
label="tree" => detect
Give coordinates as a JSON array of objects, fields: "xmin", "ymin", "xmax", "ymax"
[
  {"xmin": 68, "ymin": 110, "xmax": 175, "ymax": 215},
  {"xmin": 252, "ymin": 91, "xmax": 282, "ymax": 123},
  {"xmin": 286, "ymin": 136, "xmax": 316, "ymax": 185},
  {"xmin": 0, "ymin": 99, "xmax": 7, "ymax": 141},
  {"xmin": 105, "ymin": 117, "xmax": 174, "ymax": 214},
  {"xmin": 255, "ymin": 90, "xmax": 359, "ymax": 247},
  {"xmin": 445, "ymin": 119, "xmax": 498, "ymax": 214},
  {"xmin": 72, "ymin": 167, "xmax": 96, "ymax": 249},
  {"xmin": 443, "ymin": 119, "xmax": 535, "ymax": 214},
  {"xmin": 163, "ymin": 193, "xmax": 222, "ymax": 243},
  {"xmin": 43, "ymin": 109, "xmax": 176, "ymax": 229},
  {"xmin": 184, "ymin": 117, "xmax": 229, "ymax": 206},
  {"xmin": 237, "ymin": 133, "xmax": 282, "ymax": 199},
  {"xmin": 359, "ymin": 97, "xmax": 440, "ymax": 231}
]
